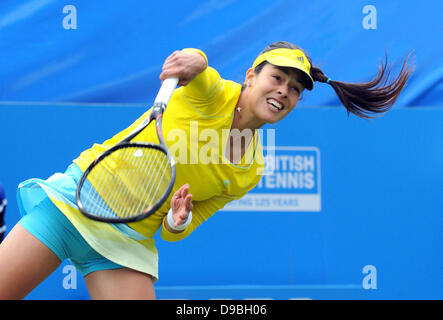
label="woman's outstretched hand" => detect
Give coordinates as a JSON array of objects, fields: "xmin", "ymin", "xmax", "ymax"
[
  {"xmin": 169, "ymin": 184, "xmax": 193, "ymax": 228},
  {"xmin": 160, "ymin": 51, "xmax": 206, "ymax": 86}
]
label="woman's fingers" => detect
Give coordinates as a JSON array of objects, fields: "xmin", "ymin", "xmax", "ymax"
[
  {"xmin": 185, "ymin": 194, "xmax": 193, "ymax": 211},
  {"xmin": 173, "ymin": 184, "xmax": 188, "ymax": 198},
  {"xmin": 160, "ymin": 52, "xmax": 185, "ymax": 80},
  {"xmin": 171, "ymin": 184, "xmax": 191, "ymax": 211},
  {"xmin": 171, "ymin": 191, "xmax": 192, "ymax": 227},
  {"xmin": 179, "ymin": 188, "xmax": 192, "ymax": 211},
  {"xmin": 181, "ymin": 184, "xmax": 189, "ymax": 197},
  {"xmin": 160, "ymin": 51, "xmax": 206, "ymax": 85}
]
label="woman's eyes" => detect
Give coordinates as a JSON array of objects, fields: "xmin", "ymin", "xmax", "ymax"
[{"xmin": 272, "ymin": 75, "xmax": 300, "ymax": 94}]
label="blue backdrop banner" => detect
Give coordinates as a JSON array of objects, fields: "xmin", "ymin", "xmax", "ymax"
[{"xmin": 0, "ymin": 0, "xmax": 441, "ymax": 107}]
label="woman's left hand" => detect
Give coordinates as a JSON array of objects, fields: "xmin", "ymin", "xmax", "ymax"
[{"xmin": 169, "ymin": 184, "xmax": 193, "ymax": 227}]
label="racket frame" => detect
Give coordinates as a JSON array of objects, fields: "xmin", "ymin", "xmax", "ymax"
[
  {"xmin": 76, "ymin": 141, "xmax": 175, "ymax": 223},
  {"xmin": 75, "ymin": 78, "xmax": 178, "ymax": 223}
]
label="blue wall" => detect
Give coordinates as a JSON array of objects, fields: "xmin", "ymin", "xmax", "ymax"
[
  {"xmin": 0, "ymin": 102, "xmax": 441, "ymax": 299},
  {"xmin": 0, "ymin": 0, "xmax": 442, "ymax": 106}
]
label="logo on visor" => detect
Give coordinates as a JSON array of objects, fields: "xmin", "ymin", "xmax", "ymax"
[{"xmin": 296, "ymin": 56, "xmax": 305, "ymax": 64}]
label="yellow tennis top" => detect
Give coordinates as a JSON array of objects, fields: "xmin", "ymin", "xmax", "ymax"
[{"xmin": 51, "ymin": 48, "xmax": 264, "ymax": 280}]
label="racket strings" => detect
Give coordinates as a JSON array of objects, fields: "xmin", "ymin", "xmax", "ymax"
[
  {"xmin": 111, "ymin": 146, "xmax": 150, "ymax": 218},
  {"xmin": 79, "ymin": 146, "xmax": 172, "ymax": 219},
  {"xmin": 130, "ymin": 148, "xmax": 164, "ymax": 216}
]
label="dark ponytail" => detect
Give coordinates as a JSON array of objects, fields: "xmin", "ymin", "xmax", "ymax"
[
  {"xmin": 311, "ymin": 53, "xmax": 414, "ymax": 119},
  {"xmin": 260, "ymin": 41, "xmax": 415, "ymax": 119}
]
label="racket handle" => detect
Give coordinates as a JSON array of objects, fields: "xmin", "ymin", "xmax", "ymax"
[{"xmin": 155, "ymin": 77, "xmax": 179, "ymax": 105}]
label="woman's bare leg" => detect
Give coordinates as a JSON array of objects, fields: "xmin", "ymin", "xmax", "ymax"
[
  {"xmin": 0, "ymin": 224, "xmax": 61, "ymax": 299},
  {"xmin": 85, "ymin": 268, "xmax": 156, "ymax": 300}
]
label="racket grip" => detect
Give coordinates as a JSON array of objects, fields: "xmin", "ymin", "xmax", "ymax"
[{"xmin": 155, "ymin": 77, "xmax": 179, "ymax": 105}]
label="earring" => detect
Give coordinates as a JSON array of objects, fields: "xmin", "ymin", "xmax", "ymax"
[
  {"xmin": 247, "ymin": 81, "xmax": 251, "ymax": 87},
  {"xmin": 237, "ymin": 106, "xmax": 241, "ymax": 112}
]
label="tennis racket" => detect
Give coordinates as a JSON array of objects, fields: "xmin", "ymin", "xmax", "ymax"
[{"xmin": 76, "ymin": 77, "xmax": 178, "ymax": 223}]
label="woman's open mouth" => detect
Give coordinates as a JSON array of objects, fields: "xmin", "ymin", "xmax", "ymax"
[{"xmin": 266, "ymin": 98, "xmax": 284, "ymax": 113}]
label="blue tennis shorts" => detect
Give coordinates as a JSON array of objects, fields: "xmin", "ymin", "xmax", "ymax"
[{"xmin": 18, "ymin": 196, "xmax": 124, "ymax": 277}]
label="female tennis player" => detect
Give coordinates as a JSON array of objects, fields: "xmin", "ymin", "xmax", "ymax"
[{"xmin": 0, "ymin": 41, "xmax": 413, "ymax": 299}]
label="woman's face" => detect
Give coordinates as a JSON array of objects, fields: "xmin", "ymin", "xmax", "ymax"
[{"xmin": 245, "ymin": 63, "xmax": 304, "ymax": 124}]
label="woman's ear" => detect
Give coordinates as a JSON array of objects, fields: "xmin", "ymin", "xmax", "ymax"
[{"xmin": 244, "ymin": 67, "xmax": 256, "ymax": 86}]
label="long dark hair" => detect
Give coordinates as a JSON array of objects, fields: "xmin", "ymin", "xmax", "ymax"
[{"xmin": 256, "ymin": 41, "xmax": 415, "ymax": 119}]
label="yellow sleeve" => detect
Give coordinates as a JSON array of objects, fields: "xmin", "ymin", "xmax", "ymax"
[
  {"xmin": 160, "ymin": 193, "xmax": 242, "ymax": 242},
  {"xmin": 181, "ymin": 48, "xmax": 225, "ymax": 104}
]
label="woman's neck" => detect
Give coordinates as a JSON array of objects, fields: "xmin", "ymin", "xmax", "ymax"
[
  {"xmin": 231, "ymin": 91, "xmax": 265, "ymax": 131},
  {"xmin": 226, "ymin": 92, "xmax": 262, "ymax": 164}
]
